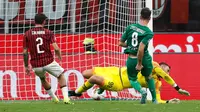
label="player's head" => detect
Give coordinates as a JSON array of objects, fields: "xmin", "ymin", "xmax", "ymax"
[
  {"xmin": 34, "ymin": 13, "xmax": 47, "ymax": 25},
  {"xmin": 159, "ymin": 62, "xmax": 171, "ymax": 74},
  {"xmin": 140, "ymin": 7, "xmax": 151, "ymax": 20}
]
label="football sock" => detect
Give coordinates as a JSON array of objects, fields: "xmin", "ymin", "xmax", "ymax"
[
  {"xmin": 75, "ymin": 81, "xmax": 94, "ymax": 94},
  {"xmin": 61, "ymin": 86, "xmax": 69, "ymax": 100},
  {"xmin": 46, "ymin": 88, "xmax": 57, "ymax": 99},
  {"xmin": 147, "ymin": 78, "xmax": 157, "ymax": 102},
  {"xmin": 130, "ymin": 80, "xmax": 143, "ymax": 93}
]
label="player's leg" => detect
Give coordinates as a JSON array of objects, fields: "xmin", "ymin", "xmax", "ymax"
[
  {"xmin": 155, "ymin": 81, "xmax": 165, "ymax": 103},
  {"xmin": 57, "ymin": 73, "xmax": 73, "ymax": 104},
  {"xmin": 141, "ymin": 56, "xmax": 156, "ymax": 103},
  {"xmin": 146, "ymin": 75, "xmax": 157, "ymax": 103},
  {"xmin": 44, "ymin": 61, "xmax": 72, "ymax": 104},
  {"xmin": 73, "ymin": 75, "xmax": 104, "ymax": 95},
  {"xmin": 126, "ymin": 57, "xmax": 147, "ymax": 104},
  {"xmin": 32, "ymin": 67, "xmax": 59, "ymax": 103},
  {"xmin": 82, "ymin": 69, "xmax": 94, "ymax": 79},
  {"xmin": 126, "ymin": 57, "xmax": 146, "ymax": 92},
  {"xmin": 81, "ymin": 69, "xmax": 103, "ymax": 93}
]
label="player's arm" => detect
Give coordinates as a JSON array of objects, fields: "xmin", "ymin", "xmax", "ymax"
[
  {"xmin": 137, "ymin": 34, "xmax": 153, "ymax": 65},
  {"xmin": 154, "ymin": 67, "xmax": 190, "ymax": 96},
  {"xmin": 154, "ymin": 67, "xmax": 175, "ymax": 86},
  {"xmin": 49, "ymin": 31, "xmax": 62, "ymax": 60},
  {"xmin": 137, "ymin": 42, "xmax": 145, "ymax": 65},
  {"xmin": 23, "ymin": 35, "xmax": 29, "ymax": 67},
  {"xmin": 23, "ymin": 35, "xmax": 31, "ymax": 75},
  {"xmin": 155, "ymin": 81, "xmax": 180, "ymax": 104},
  {"xmin": 119, "ymin": 40, "xmax": 127, "ymax": 48},
  {"xmin": 119, "ymin": 26, "xmax": 130, "ymax": 48},
  {"xmin": 157, "ymin": 90, "xmax": 180, "ymax": 104},
  {"xmin": 23, "ymin": 48, "xmax": 29, "ymax": 67},
  {"xmin": 52, "ymin": 43, "xmax": 62, "ymax": 60}
]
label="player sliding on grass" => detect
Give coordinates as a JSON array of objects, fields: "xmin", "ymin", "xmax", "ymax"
[
  {"xmin": 23, "ymin": 14, "xmax": 73, "ymax": 104},
  {"xmin": 69, "ymin": 61, "xmax": 190, "ymax": 104}
]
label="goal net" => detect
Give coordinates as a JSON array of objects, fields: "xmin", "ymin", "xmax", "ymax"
[{"xmin": 0, "ymin": 0, "xmax": 152, "ymax": 100}]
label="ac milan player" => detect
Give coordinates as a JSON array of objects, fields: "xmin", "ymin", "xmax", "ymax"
[{"xmin": 23, "ymin": 14, "xmax": 73, "ymax": 104}]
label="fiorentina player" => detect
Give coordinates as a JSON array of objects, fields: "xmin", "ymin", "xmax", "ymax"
[
  {"xmin": 69, "ymin": 61, "xmax": 190, "ymax": 104},
  {"xmin": 23, "ymin": 14, "xmax": 73, "ymax": 104},
  {"xmin": 119, "ymin": 7, "xmax": 156, "ymax": 104}
]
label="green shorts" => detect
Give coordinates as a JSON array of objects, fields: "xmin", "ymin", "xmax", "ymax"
[{"xmin": 126, "ymin": 54, "xmax": 153, "ymax": 81}]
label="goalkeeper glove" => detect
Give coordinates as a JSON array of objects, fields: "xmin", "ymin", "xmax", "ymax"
[
  {"xmin": 178, "ymin": 89, "xmax": 190, "ymax": 96},
  {"xmin": 174, "ymin": 84, "xmax": 190, "ymax": 96},
  {"xmin": 168, "ymin": 98, "xmax": 180, "ymax": 104}
]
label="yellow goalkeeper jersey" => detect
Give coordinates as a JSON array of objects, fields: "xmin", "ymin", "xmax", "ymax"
[
  {"xmin": 137, "ymin": 61, "xmax": 176, "ymax": 88},
  {"xmin": 93, "ymin": 61, "xmax": 176, "ymax": 103}
]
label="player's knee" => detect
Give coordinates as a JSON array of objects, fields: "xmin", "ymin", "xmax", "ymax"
[
  {"xmin": 89, "ymin": 75, "xmax": 103, "ymax": 84},
  {"xmin": 82, "ymin": 70, "xmax": 88, "ymax": 77},
  {"xmin": 82, "ymin": 69, "xmax": 93, "ymax": 79},
  {"xmin": 89, "ymin": 75, "xmax": 98, "ymax": 82}
]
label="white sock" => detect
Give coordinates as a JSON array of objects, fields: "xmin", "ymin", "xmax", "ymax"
[
  {"xmin": 61, "ymin": 86, "xmax": 69, "ymax": 100},
  {"xmin": 46, "ymin": 88, "xmax": 57, "ymax": 99}
]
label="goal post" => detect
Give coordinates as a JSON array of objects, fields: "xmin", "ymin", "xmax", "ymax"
[
  {"xmin": 146, "ymin": 0, "xmax": 154, "ymax": 57},
  {"xmin": 0, "ymin": 0, "xmax": 153, "ymax": 100}
]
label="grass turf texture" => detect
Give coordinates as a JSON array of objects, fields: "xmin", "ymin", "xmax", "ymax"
[{"xmin": 0, "ymin": 100, "xmax": 200, "ymax": 112}]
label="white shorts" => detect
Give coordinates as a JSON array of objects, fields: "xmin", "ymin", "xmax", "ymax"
[{"xmin": 32, "ymin": 61, "xmax": 64, "ymax": 78}]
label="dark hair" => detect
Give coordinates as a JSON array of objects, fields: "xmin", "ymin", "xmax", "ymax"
[
  {"xmin": 34, "ymin": 13, "xmax": 47, "ymax": 24},
  {"xmin": 159, "ymin": 62, "xmax": 171, "ymax": 69},
  {"xmin": 140, "ymin": 7, "xmax": 151, "ymax": 20}
]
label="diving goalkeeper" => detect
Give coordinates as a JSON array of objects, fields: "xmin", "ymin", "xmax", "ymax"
[{"xmin": 69, "ymin": 61, "xmax": 190, "ymax": 104}]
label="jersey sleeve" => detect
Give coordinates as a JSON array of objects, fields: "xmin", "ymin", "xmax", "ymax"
[
  {"xmin": 120, "ymin": 25, "xmax": 130, "ymax": 42},
  {"xmin": 141, "ymin": 34, "xmax": 153, "ymax": 45},
  {"xmin": 23, "ymin": 34, "xmax": 28, "ymax": 49},
  {"xmin": 154, "ymin": 67, "xmax": 176, "ymax": 86}
]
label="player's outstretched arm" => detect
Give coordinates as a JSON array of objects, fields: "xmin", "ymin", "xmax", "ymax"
[
  {"xmin": 52, "ymin": 43, "xmax": 62, "ymax": 60},
  {"xmin": 155, "ymin": 67, "xmax": 190, "ymax": 96},
  {"xmin": 154, "ymin": 67, "xmax": 175, "ymax": 85},
  {"xmin": 156, "ymin": 81, "xmax": 180, "ymax": 104}
]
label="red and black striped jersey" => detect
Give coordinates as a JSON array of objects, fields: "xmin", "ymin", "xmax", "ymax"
[{"xmin": 23, "ymin": 26, "xmax": 56, "ymax": 68}]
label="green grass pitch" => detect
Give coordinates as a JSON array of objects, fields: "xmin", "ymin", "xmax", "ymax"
[{"xmin": 0, "ymin": 100, "xmax": 200, "ymax": 112}]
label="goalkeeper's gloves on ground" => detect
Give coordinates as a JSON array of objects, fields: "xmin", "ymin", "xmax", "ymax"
[
  {"xmin": 168, "ymin": 98, "xmax": 180, "ymax": 104},
  {"xmin": 178, "ymin": 89, "xmax": 190, "ymax": 96}
]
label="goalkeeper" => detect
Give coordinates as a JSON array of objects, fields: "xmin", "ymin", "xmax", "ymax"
[{"xmin": 69, "ymin": 61, "xmax": 190, "ymax": 104}]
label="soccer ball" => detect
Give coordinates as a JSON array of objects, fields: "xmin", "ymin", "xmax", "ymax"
[
  {"xmin": 91, "ymin": 92, "xmax": 104, "ymax": 100},
  {"xmin": 91, "ymin": 88, "xmax": 104, "ymax": 100}
]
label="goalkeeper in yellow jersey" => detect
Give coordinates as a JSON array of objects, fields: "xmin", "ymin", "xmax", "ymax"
[{"xmin": 69, "ymin": 61, "xmax": 190, "ymax": 103}]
